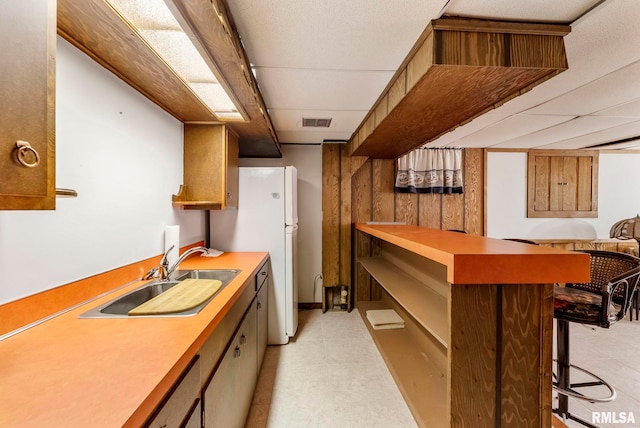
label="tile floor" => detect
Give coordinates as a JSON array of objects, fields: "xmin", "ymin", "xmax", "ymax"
[
  {"xmin": 246, "ymin": 309, "xmax": 640, "ymax": 428},
  {"xmin": 245, "ymin": 309, "xmax": 417, "ymax": 428},
  {"xmin": 554, "ymin": 317, "xmax": 640, "ymax": 428}
]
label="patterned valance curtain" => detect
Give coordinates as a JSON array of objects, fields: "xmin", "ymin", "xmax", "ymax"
[{"xmin": 394, "ymin": 148, "xmax": 463, "ymax": 194}]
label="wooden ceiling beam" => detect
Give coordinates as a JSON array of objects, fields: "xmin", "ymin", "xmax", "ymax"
[{"xmin": 350, "ymin": 17, "xmax": 571, "ymax": 159}]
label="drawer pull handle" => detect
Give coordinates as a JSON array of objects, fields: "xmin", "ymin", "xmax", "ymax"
[
  {"xmin": 234, "ymin": 346, "xmax": 241, "ymax": 358},
  {"xmin": 257, "ymin": 302, "xmax": 262, "ymax": 309},
  {"xmin": 15, "ymin": 140, "xmax": 40, "ymax": 168},
  {"xmin": 240, "ymin": 334, "xmax": 246, "ymax": 344}
]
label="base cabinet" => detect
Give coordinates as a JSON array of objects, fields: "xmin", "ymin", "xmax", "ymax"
[
  {"xmin": 203, "ymin": 303, "xmax": 257, "ymax": 427},
  {"xmin": 147, "ymin": 259, "xmax": 270, "ymax": 428}
]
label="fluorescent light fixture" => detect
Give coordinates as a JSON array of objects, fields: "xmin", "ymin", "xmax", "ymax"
[{"xmin": 105, "ymin": 0, "xmax": 245, "ymax": 121}]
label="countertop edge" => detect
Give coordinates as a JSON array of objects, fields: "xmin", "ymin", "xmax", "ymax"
[{"xmin": 355, "ymin": 223, "xmax": 590, "ymax": 284}]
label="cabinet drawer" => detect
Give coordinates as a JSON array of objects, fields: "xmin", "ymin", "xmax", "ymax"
[
  {"xmin": 256, "ymin": 261, "xmax": 269, "ymax": 291},
  {"xmin": 146, "ymin": 356, "xmax": 200, "ymax": 428}
]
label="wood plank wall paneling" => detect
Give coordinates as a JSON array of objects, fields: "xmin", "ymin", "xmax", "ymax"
[
  {"xmin": 500, "ymin": 283, "xmax": 553, "ymax": 426},
  {"xmin": 321, "ymin": 144, "xmax": 340, "ymax": 288},
  {"xmin": 372, "ymin": 159, "xmax": 395, "ymax": 222},
  {"xmin": 449, "ymin": 283, "xmax": 497, "ymax": 427},
  {"xmin": 321, "ymin": 147, "xmax": 485, "ymax": 305},
  {"xmin": 339, "ymin": 147, "xmax": 352, "ymax": 286},
  {"xmin": 352, "ymin": 161, "xmax": 373, "ymax": 302},
  {"xmin": 441, "ymin": 194, "xmax": 465, "ymax": 231},
  {"xmin": 419, "ymin": 193, "xmax": 442, "ymax": 229},
  {"xmin": 463, "ymin": 148, "xmax": 484, "ymax": 235},
  {"xmin": 536, "ymin": 240, "xmax": 638, "ymax": 255}
]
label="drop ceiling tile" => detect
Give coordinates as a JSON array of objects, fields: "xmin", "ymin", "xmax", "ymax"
[
  {"xmin": 537, "ymin": 119, "xmax": 640, "ymax": 149},
  {"xmin": 444, "ymin": 0, "xmax": 600, "ymax": 23},
  {"xmin": 491, "ymin": 115, "xmax": 638, "ymax": 149},
  {"xmin": 227, "ymin": 0, "xmax": 447, "ymax": 70},
  {"xmin": 594, "ymin": 98, "xmax": 640, "ymax": 117},
  {"xmin": 491, "ymin": 1, "xmax": 640, "ymax": 116},
  {"xmin": 450, "ymin": 114, "xmax": 575, "ymax": 148},
  {"xmin": 525, "ymin": 61, "xmax": 640, "ymax": 116},
  {"xmin": 425, "ymin": 113, "xmax": 511, "ymax": 147},
  {"xmin": 255, "ymin": 68, "xmax": 394, "ymax": 111},
  {"xmin": 269, "ymin": 109, "xmax": 367, "ymax": 133}
]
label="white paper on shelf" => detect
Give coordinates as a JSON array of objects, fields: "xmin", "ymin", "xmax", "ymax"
[{"xmin": 366, "ymin": 309, "xmax": 405, "ymax": 330}]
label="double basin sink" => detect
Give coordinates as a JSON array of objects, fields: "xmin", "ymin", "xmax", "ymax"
[{"xmin": 79, "ymin": 269, "xmax": 240, "ymax": 318}]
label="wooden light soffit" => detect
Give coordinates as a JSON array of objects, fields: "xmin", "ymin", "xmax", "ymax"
[
  {"xmin": 350, "ymin": 18, "xmax": 571, "ymax": 159},
  {"xmin": 57, "ymin": 0, "xmax": 281, "ymax": 158}
]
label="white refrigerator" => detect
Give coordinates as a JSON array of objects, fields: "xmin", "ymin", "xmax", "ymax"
[{"xmin": 209, "ymin": 166, "xmax": 298, "ymax": 345}]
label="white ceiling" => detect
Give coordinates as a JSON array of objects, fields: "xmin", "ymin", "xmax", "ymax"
[{"xmin": 227, "ymin": 0, "xmax": 640, "ymax": 152}]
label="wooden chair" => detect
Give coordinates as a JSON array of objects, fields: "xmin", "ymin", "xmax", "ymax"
[{"xmin": 553, "ymin": 250, "xmax": 640, "ymax": 427}]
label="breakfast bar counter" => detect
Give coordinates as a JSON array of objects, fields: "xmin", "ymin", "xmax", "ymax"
[{"xmin": 354, "ymin": 223, "xmax": 590, "ymax": 428}]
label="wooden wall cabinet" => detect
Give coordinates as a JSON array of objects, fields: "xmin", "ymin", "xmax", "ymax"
[
  {"xmin": 173, "ymin": 124, "xmax": 239, "ymax": 210},
  {"xmin": 527, "ymin": 150, "xmax": 598, "ymax": 218},
  {"xmin": 0, "ymin": 0, "xmax": 56, "ymax": 210}
]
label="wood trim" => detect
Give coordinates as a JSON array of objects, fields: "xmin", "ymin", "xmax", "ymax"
[
  {"xmin": 431, "ymin": 17, "xmax": 571, "ymax": 36},
  {"xmin": 0, "ymin": 242, "xmax": 205, "ymax": 336}
]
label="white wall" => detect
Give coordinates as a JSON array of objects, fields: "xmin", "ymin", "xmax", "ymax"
[
  {"xmin": 0, "ymin": 38, "xmax": 204, "ymax": 305},
  {"xmin": 238, "ymin": 144, "xmax": 323, "ymax": 303},
  {"xmin": 487, "ymin": 151, "xmax": 640, "ymax": 239}
]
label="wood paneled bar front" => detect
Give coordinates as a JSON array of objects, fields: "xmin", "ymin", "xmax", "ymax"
[{"xmin": 354, "ymin": 223, "xmax": 590, "ymax": 428}]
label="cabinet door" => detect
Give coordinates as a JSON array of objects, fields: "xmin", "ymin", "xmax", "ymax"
[
  {"xmin": 174, "ymin": 124, "xmax": 239, "ymax": 210},
  {"xmin": 256, "ymin": 280, "xmax": 268, "ymax": 371},
  {"xmin": 0, "ymin": 0, "xmax": 56, "ymax": 210},
  {"xmin": 146, "ymin": 356, "xmax": 201, "ymax": 428},
  {"xmin": 204, "ymin": 303, "xmax": 257, "ymax": 427},
  {"xmin": 527, "ymin": 150, "xmax": 598, "ymax": 218},
  {"xmin": 225, "ymin": 128, "xmax": 239, "ymax": 208}
]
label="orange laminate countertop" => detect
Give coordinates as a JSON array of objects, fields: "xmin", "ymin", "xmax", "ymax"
[
  {"xmin": 355, "ymin": 223, "xmax": 590, "ymax": 284},
  {"xmin": 0, "ymin": 252, "xmax": 268, "ymax": 428}
]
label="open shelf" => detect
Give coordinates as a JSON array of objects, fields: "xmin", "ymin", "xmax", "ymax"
[
  {"xmin": 358, "ymin": 257, "xmax": 448, "ymax": 347},
  {"xmin": 358, "ymin": 300, "xmax": 447, "ymax": 428}
]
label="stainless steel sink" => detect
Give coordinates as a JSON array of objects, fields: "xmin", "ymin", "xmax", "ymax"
[
  {"xmin": 174, "ymin": 269, "xmax": 240, "ymax": 283},
  {"xmin": 79, "ymin": 269, "xmax": 241, "ymax": 318}
]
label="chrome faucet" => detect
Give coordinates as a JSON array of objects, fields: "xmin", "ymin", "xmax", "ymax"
[{"xmin": 159, "ymin": 245, "xmax": 209, "ymax": 281}]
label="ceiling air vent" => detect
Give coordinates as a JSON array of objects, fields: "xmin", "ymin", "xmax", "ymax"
[{"xmin": 302, "ymin": 118, "xmax": 332, "ymax": 128}]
